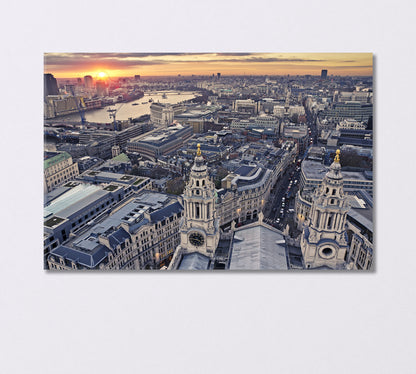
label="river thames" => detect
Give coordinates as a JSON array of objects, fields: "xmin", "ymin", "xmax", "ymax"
[{"xmin": 54, "ymin": 91, "xmax": 198, "ymax": 123}]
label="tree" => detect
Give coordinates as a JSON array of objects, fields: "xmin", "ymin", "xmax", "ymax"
[
  {"xmin": 214, "ymin": 167, "xmax": 229, "ymax": 189},
  {"xmin": 166, "ymin": 177, "xmax": 185, "ymax": 195}
]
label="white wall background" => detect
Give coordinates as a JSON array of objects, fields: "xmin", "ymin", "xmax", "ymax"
[{"xmin": 1, "ymin": 1, "xmax": 414, "ymax": 373}]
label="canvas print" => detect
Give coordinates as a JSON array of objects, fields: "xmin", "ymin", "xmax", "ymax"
[{"xmin": 44, "ymin": 53, "xmax": 373, "ymax": 271}]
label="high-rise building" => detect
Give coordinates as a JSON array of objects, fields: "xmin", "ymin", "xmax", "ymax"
[
  {"xmin": 217, "ymin": 72, "xmax": 221, "ymax": 79},
  {"xmin": 321, "ymin": 69, "xmax": 328, "ymax": 79},
  {"xmin": 134, "ymin": 75, "xmax": 141, "ymax": 81},
  {"xmin": 44, "ymin": 73, "xmax": 59, "ymax": 97},
  {"xmin": 84, "ymin": 75, "xmax": 93, "ymax": 88},
  {"xmin": 96, "ymin": 80, "xmax": 107, "ymax": 97}
]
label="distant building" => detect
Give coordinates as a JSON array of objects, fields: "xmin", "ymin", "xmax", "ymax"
[
  {"xmin": 126, "ymin": 123, "xmax": 193, "ymax": 161},
  {"xmin": 273, "ymin": 104, "xmax": 305, "ymax": 119},
  {"xmin": 84, "ymin": 75, "xmax": 93, "ymax": 88},
  {"xmin": 281, "ymin": 123, "xmax": 309, "ymax": 155},
  {"xmin": 44, "ymin": 73, "xmax": 59, "ymax": 97},
  {"xmin": 233, "ymin": 99, "xmax": 260, "ymax": 114},
  {"xmin": 44, "ymin": 95, "xmax": 82, "ymax": 118},
  {"xmin": 96, "ymin": 80, "xmax": 107, "ymax": 97},
  {"xmin": 112, "ymin": 145, "xmax": 121, "ymax": 158},
  {"xmin": 134, "ymin": 75, "xmax": 141, "ymax": 81},
  {"xmin": 306, "ymin": 146, "xmax": 326, "ymax": 162},
  {"xmin": 174, "ymin": 104, "xmax": 220, "ymax": 133},
  {"xmin": 299, "ymin": 160, "xmax": 373, "ymax": 195},
  {"xmin": 336, "ymin": 119, "xmax": 367, "ymax": 131},
  {"xmin": 231, "ymin": 115, "xmax": 279, "ymax": 130},
  {"xmin": 321, "ymin": 101, "xmax": 373, "ymax": 122},
  {"xmin": 150, "ymin": 102, "xmax": 185, "ymax": 126},
  {"xmin": 335, "ymin": 91, "xmax": 371, "ymax": 103},
  {"xmin": 44, "ymin": 151, "xmax": 79, "ymax": 193},
  {"xmin": 321, "ymin": 69, "xmax": 328, "ymax": 79}
]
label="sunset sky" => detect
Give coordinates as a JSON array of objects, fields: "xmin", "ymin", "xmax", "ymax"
[{"xmin": 44, "ymin": 53, "xmax": 373, "ymax": 78}]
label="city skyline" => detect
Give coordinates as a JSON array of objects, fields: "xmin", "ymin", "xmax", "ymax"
[{"xmin": 44, "ymin": 52, "xmax": 373, "ymax": 78}]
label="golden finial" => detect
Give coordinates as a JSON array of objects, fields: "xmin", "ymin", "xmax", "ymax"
[
  {"xmin": 334, "ymin": 149, "xmax": 340, "ymax": 163},
  {"xmin": 197, "ymin": 143, "xmax": 201, "ymax": 156}
]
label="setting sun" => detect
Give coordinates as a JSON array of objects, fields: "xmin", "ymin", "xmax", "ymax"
[{"xmin": 44, "ymin": 53, "xmax": 373, "ymax": 78}]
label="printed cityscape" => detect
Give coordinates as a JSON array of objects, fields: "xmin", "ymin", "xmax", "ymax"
[{"xmin": 44, "ymin": 53, "xmax": 373, "ymax": 271}]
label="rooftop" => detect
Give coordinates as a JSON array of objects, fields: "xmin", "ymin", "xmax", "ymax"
[
  {"xmin": 111, "ymin": 153, "xmax": 130, "ymax": 163},
  {"xmin": 52, "ymin": 192, "xmax": 176, "ymax": 258},
  {"xmin": 44, "ymin": 151, "xmax": 71, "ymax": 169},
  {"xmin": 229, "ymin": 223, "xmax": 288, "ymax": 270},
  {"xmin": 44, "ymin": 183, "xmax": 105, "ymax": 220},
  {"xmin": 302, "ymin": 160, "xmax": 370, "ymax": 182},
  {"xmin": 178, "ymin": 252, "xmax": 211, "ymax": 270},
  {"xmin": 130, "ymin": 124, "xmax": 189, "ymax": 145}
]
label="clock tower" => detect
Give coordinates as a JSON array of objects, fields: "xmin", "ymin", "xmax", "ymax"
[{"xmin": 179, "ymin": 144, "xmax": 220, "ymax": 257}]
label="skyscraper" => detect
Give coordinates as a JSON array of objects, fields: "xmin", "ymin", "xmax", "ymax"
[
  {"xmin": 321, "ymin": 69, "xmax": 328, "ymax": 79},
  {"xmin": 44, "ymin": 73, "xmax": 59, "ymax": 97},
  {"xmin": 96, "ymin": 80, "xmax": 107, "ymax": 97},
  {"xmin": 84, "ymin": 75, "xmax": 93, "ymax": 88}
]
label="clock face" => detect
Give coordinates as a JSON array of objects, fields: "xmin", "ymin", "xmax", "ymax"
[{"xmin": 189, "ymin": 232, "xmax": 205, "ymax": 247}]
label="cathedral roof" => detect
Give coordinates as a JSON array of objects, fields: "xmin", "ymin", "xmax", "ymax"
[
  {"xmin": 229, "ymin": 224, "xmax": 288, "ymax": 270},
  {"xmin": 178, "ymin": 252, "xmax": 211, "ymax": 270}
]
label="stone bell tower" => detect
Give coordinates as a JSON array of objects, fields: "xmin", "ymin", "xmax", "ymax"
[
  {"xmin": 300, "ymin": 150, "xmax": 350, "ymax": 269},
  {"xmin": 179, "ymin": 144, "xmax": 220, "ymax": 257}
]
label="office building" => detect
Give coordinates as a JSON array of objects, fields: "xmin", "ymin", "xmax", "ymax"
[
  {"xmin": 321, "ymin": 101, "xmax": 373, "ymax": 122},
  {"xmin": 126, "ymin": 123, "xmax": 193, "ymax": 161},
  {"xmin": 299, "ymin": 159, "xmax": 373, "ymax": 195},
  {"xmin": 233, "ymin": 99, "xmax": 260, "ymax": 114},
  {"xmin": 84, "ymin": 75, "xmax": 93, "ymax": 88},
  {"xmin": 174, "ymin": 104, "xmax": 221, "ymax": 133},
  {"xmin": 150, "ymin": 102, "xmax": 185, "ymax": 126},
  {"xmin": 47, "ymin": 191, "xmax": 183, "ymax": 270},
  {"xmin": 321, "ymin": 69, "xmax": 328, "ymax": 79},
  {"xmin": 44, "ymin": 151, "xmax": 79, "ymax": 193},
  {"xmin": 281, "ymin": 123, "xmax": 309, "ymax": 155},
  {"xmin": 44, "ymin": 73, "xmax": 59, "ymax": 97},
  {"xmin": 96, "ymin": 80, "xmax": 108, "ymax": 97}
]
